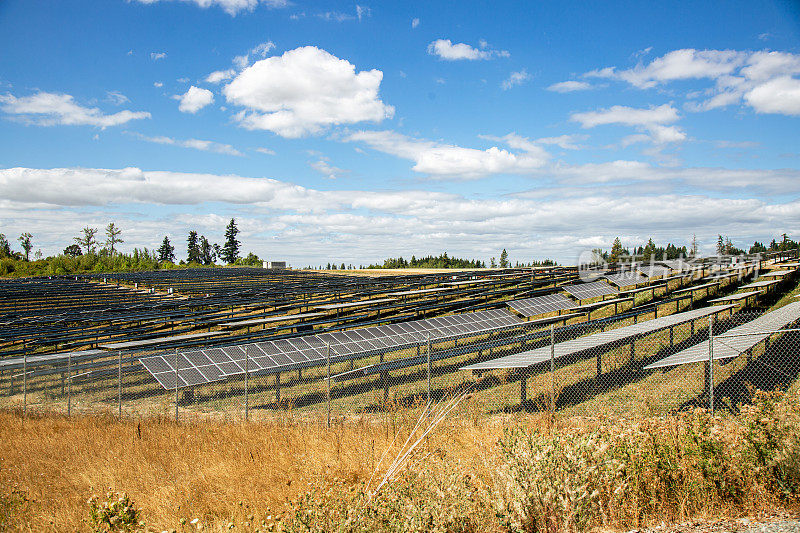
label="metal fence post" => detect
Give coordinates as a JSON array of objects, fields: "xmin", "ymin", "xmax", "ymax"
[
  {"xmin": 708, "ymin": 315, "xmax": 714, "ymax": 412},
  {"xmin": 23, "ymin": 351, "xmax": 27, "ymax": 419},
  {"xmin": 326, "ymin": 343, "xmax": 331, "ymax": 429},
  {"xmin": 174, "ymin": 347, "xmax": 179, "ymax": 422},
  {"xmin": 550, "ymin": 324, "xmax": 555, "ymax": 411},
  {"xmin": 244, "ymin": 344, "xmax": 249, "ymax": 422},
  {"xmin": 117, "ymin": 350, "xmax": 122, "ymax": 419},
  {"xmin": 67, "ymin": 351, "xmax": 72, "ymax": 417},
  {"xmin": 426, "ymin": 334, "xmax": 431, "ymax": 407}
]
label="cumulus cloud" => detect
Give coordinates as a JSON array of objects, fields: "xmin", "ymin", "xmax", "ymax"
[
  {"xmin": 411, "ymin": 17, "xmax": 419, "ymax": 28},
  {"xmin": 128, "ymin": 132, "xmax": 243, "ymax": 156},
  {"xmin": 427, "ymin": 39, "xmax": 509, "ymax": 61},
  {"xmin": 150, "ymin": 52, "xmax": 167, "ymax": 61},
  {"xmin": 174, "ymin": 86, "xmax": 214, "ymax": 113},
  {"xmin": 571, "ymin": 104, "xmax": 686, "ymax": 146},
  {"xmin": 223, "ymin": 46, "xmax": 394, "ymax": 137},
  {"xmin": 3, "ymin": 165, "xmax": 800, "ymax": 263},
  {"xmin": 547, "ymin": 80, "xmax": 592, "ymax": 92},
  {"xmin": 501, "ymin": 69, "xmax": 530, "ymax": 90},
  {"xmin": 206, "ymin": 69, "xmax": 236, "ymax": 84},
  {"xmin": 346, "ymin": 130, "xmax": 549, "ymax": 179},
  {"xmin": 0, "ymin": 91, "xmax": 150, "ymax": 128},
  {"xmin": 310, "ymin": 157, "xmax": 347, "ymax": 179},
  {"xmin": 586, "ymin": 48, "xmax": 800, "ymax": 117},
  {"xmin": 133, "ymin": 0, "xmax": 288, "ymax": 16}
]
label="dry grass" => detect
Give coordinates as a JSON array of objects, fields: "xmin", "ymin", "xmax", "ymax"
[{"xmin": 2, "ymin": 390, "xmax": 800, "ymax": 532}]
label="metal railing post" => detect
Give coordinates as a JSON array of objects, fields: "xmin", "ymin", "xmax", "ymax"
[
  {"xmin": 326, "ymin": 343, "xmax": 331, "ymax": 429},
  {"xmin": 426, "ymin": 334, "xmax": 431, "ymax": 408},
  {"xmin": 23, "ymin": 351, "xmax": 27, "ymax": 419},
  {"xmin": 708, "ymin": 316, "xmax": 714, "ymax": 412},
  {"xmin": 244, "ymin": 344, "xmax": 250, "ymax": 422},
  {"xmin": 174, "ymin": 347, "xmax": 179, "ymax": 422},
  {"xmin": 67, "ymin": 351, "xmax": 72, "ymax": 417},
  {"xmin": 550, "ymin": 324, "xmax": 555, "ymax": 411},
  {"xmin": 117, "ymin": 350, "xmax": 122, "ymax": 419}
]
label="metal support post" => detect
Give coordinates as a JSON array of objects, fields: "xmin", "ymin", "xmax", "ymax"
[
  {"xmin": 550, "ymin": 324, "xmax": 555, "ymax": 411},
  {"xmin": 708, "ymin": 316, "xmax": 714, "ymax": 412},
  {"xmin": 275, "ymin": 372, "xmax": 280, "ymax": 405},
  {"xmin": 326, "ymin": 343, "xmax": 331, "ymax": 428},
  {"xmin": 426, "ymin": 335, "xmax": 431, "ymax": 407},
  {"xmin": 117, "ymin": 350, "xmax": 122, "ymax": 419},
  {"xmin": 174, "ymin": 348, "xmax": 179, "ymax": 422},
  {"xmin": 520, "ymin": 371, "xmax": 527, "ymax": 404},
  {"xmin": 244, "ymin": 345, "xmax": 249, "ymax": 421}
]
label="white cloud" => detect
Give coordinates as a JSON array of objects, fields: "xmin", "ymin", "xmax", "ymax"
[
  {"xmin": 206, "ymin": 69, "xmax": 236, "ymax": 84},
  {"xmin": 745, "ymin": 76, "xmax": 800, "ymax": 116},
  {"xmin": 547, "ymin": 80, "xmax": 592, "ymax": 92},
  {"xmin": 174, "ymin": 86, "xmax": 214, "ymax": 113},
  {"xmin": 223, "ymin": 46, "xmax": 394, "ymax": 137},
  {"xmin": 316, "ymin": 11, "xmax": 355, "ymax": 22},
  {"xmin": 411, "ymin": 17, "xmax": 419, "ymax": 28},
  {"xmin": 129, "ymin": 132, "xmax": 243, "ymax": 156},
  {"xmin": 502, "ymin": 69, "xmax": 530, "ymax": 90},
  {"xmin": 356, "ymin": 5, "xmax": 370, "ymax": 20},
  {"xmin": 254, "ymin": 147, "xmax": 276, "ymax": 155},
  {"xmin": 153, "ymin": 81, "xmax": 163, "ymax": 88},
  {"xmin": 586, "ymin": 48, "xmax": 800, "ymax": 117},
  {"xmin": 310, "ymin": 157, "xmax": 347, "ymax": 179},
  {"xmin": 346, "ymin": 130, "xmax": 549, "ymax": 179},
  {"xmin": 427, "ymin": 39, "xmax": 509, "ymax": 61},
  {"xmin": 587, "ymin": 49, "xmax": 747, "ymax": 88},
  {"xmin": 133, "ymin": 0, "xmax": 288, "ymax": 16},
  {"xmin": 571, "ymin": 104, "xmax": 686, "ymax": 145},
  {"xmin": 105, "ymin": 91, "xmax": 130, "ymax": 105},
  {"xmin": 4, "ymin": 166, "xmax": 800, "ymax": 264},
  {"xmin": 150, "ymin": 52, "xmax": 167, "ymax": 61},
  {"xmin": 0, "ymin": 91, "xmax": 150, "ymax": 128}
]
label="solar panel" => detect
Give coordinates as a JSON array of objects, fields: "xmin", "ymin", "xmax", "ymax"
[
  {"xmin": 645, "ymin": 302, "xmax": 800, "ymax": 369},
  {"xmin": 740, "ymin": 280, "xmax": 780, "ymax": 289},
  {"xmin": 507, "ymin": 293, "xmax": 578, "ymax": 317},
  {"xmin": 562, "ymin": 281, "xmax": 618, "ymax": 301},
  {"xmin": 761, "ymin": 270, "xmax": 795, "ymax": 277},
  {"xmin": 604, "ymin": 271, "xmax": 648, "ymax": 287},
  {"xmin": 707, "ymin": 290, "xmax": 762, "ymax": 303},
  {"xmin": 140, "ymin": 308, "xmax": 525, "ymax": 389},
  {"xmin": 313, "ymin": 298, "xmax": 396, "ymax": 310},
  {"xmin": 461, "ymin": 304, "xmax": 735, "ymax": 370},
  {"xmin": 637, "ymin": 265, "xmax": 672, "ymax": 278}
]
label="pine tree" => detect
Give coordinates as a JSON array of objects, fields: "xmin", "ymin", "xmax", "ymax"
[
  {"xmin": 105, "ymin": 223, "xmax": 124, "ymax": 255},
  {"xmin": 74, "ymin": 227, "xmax": 98, "ymax": 255},
  {"xmin": 221, "ymin": 218, "xmax": 240, "ymax": 264},
  {"xmin": 499, "ymin": 249, "xmax": 509, "ymax": 268},
  {"xmin": 690, "ymin": 234, "xmax": 698, "ymax": 257},
  {"xmin": 716, "ymin": 235, "xmax": 725, "ymax": 256},
  {"xmin": 198, "ymin": 235, "xmax": 214, "ymax": 265},
  {"xmin": 610, "ymin": 237, "xmax": 624, "ymax": 263},
  {"xmin": 157, "ymin": 236, "xmax": 175, "ymax": 263},
  {"xmin": 187, "ymin": 231, "xmax": 201, "ymax": 263}
]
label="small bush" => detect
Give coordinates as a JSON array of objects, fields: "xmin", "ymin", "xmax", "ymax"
[{"xmin": 86, "ymin": 490, "xmax": 144, "ymax": 532}]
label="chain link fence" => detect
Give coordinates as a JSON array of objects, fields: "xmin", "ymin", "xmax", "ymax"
[{"xmin": 3, "ymin": 307, "xmax": 799, "ymax": 423}]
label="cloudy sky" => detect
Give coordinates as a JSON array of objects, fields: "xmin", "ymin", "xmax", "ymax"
[{"xmin": 1, "ymin": 0, "xmax": 799, "ymax": 265}]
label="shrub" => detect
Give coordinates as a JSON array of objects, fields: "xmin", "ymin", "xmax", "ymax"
[{"xmin": 86, "ymin": 490, "xmax": 144, "ymax": 532}]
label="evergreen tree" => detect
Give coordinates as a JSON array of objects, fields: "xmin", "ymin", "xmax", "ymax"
[
  {"xmin": 63, "ymin": 244, "xmax": 82, "ymax": 257},
  {"xmin": 499, "ymin": 249, "xmax": 509, "ymax": 268},
  {"xmin": 221, "ymin": 218, "xmax": 240, "ymax": 264},
  {"xmin": 105, "ymin": 222, "xmax": 124, "ymax": 255},
  {"xmin": 610, "ymin": 237, "xmax": 624, "ymax": 263},
  {"xmin": 18, "ymin": 233, "xmax": 32, "ymax": 261},
  {"xmin": 0, "ymin": 234, "xmax": 10, "ymax": 258},
  {"xmin": 157, "ymin": 236, "xmax": 175, "ymax": 263},
  {"xmin": 199, "ymin": 235, "xmax": 214, "ymax": 265},
  {"xmin": 74, "ymin": 227, "xmax": 98, "ymax": 255},
  {"xmin": 716, "ymin": 235, "xmax": 725, "ymax": 255},
  {"xmin": 690, "ymin": 234, "xmax": 698, "ymax": 257},
  {"xmin": 187, "ymin": 231, "xmax": 201, "ymax": 263}
]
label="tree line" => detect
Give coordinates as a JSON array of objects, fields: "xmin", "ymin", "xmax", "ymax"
[{"xmin": 0, "ymin": 218, "xmax": 264, "ymax": 277}]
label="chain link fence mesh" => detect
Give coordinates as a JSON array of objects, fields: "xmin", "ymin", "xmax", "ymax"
[{"xmin": 3, "ymin": 306, "xmax": 799, "ymax": 423}]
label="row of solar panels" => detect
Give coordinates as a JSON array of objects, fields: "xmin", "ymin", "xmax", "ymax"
[{"xmin": 140, "ymin": 308, "xmax": 524, "ymax": 389}]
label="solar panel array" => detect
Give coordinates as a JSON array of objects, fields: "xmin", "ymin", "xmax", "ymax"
[
  {"xmin": 604, "ymin": 271, "xmax": 648, "ymax": 287},
  {"xmin": 462, "ymin": 304, "xmax": 735, "ymax": 370},
  {"xmin": 645, "ymin": 301, "xmax": 800, "ymax": 369},
  {"xmin": 141, "ymin": 309, "xmax": 524, "ymax": 389},
  {"xmin": 562, "ymin": 280, "xmax": 618, "ymax": 300},
  {"xmin": 506, "ymin": 293, "xmax": 578, "ymax": 317},
  {"xmin": 707, "ymin": 290, "xmax": 762, "ymax": 303}
]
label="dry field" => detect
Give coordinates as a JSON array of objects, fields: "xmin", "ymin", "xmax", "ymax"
[{"xmin": 2, "ymin": 389, "xmax": 800, "ymax": 532}]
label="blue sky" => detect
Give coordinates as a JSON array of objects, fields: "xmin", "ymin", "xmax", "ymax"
[{"xmin": 1, "ymin": 0, "xmax": 799, "ymax": 265}]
